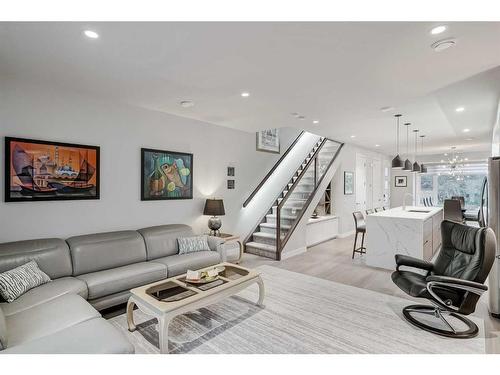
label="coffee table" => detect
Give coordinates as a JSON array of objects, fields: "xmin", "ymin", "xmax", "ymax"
[{"xmin": 126, "ymin": 262, "xmax": 265, "ymax": 353}]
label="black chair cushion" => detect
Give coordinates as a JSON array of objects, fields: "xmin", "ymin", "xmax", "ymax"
[{"xmin": 391, "ymin": 270, "xmax": 463, "ymax": 306}]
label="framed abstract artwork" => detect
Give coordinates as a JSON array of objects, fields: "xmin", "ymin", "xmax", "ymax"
[
  {"xmin": 141, "ymin": 148, "xmax": 193, "ymax": 200},
  {"xmin": 344, "ymin": 171, "xmax": 354, "ymax": 195},
  {"xmin": 5, "ymin": 137, "xmax": 100, "ymax": 202},
  {"xmin": 395, "ymin": 176, "xmax": 407, "ymax": 187},
  {"xmin": 256, "ymin": 129, "xmax": 280, "ymax": 154}
]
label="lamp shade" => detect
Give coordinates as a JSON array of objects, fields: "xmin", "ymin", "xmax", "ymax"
[
  {"xmin": 203, "ymin": 199, "xmax": 225, "ymax": 216},
  {"xmin": 403, "ymin": 159, "xmax": 412, "ymax": 171},
  {"xmin": 412, "ymin": 161, "xmax": 421, "ymax": 173},
  {"xmin": 391, "ymin": 154, "xmax": 403, "ymax": 169}
]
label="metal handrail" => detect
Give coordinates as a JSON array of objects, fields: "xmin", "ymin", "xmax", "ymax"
[
  {"xmin": 243, "ymin": 131, "xmax": 305, "ymax": 208},
  {"xmin": 276, "ymin": 140, "xmax": 344, "ymax": 259}
]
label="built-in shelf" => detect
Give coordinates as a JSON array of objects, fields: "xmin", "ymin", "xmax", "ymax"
[{"xmin": 306, "ymin": 215, "xmax": 339, "ymax": 247}]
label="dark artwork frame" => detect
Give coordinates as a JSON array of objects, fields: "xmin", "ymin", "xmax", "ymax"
[
  {"xmin": 344, "ymin": 171, "xmax": 354, "ymax": 195},
  {"xmin": 395, "ymin": 175, "xmax": 408, "ymax": 187},
  {"xmin": 141, "ymin": 148, "xmax": 193, "ymax": 201},
  {"xmin": 5, "ymin": 137, "xmax": 100, "ymax": 202}
]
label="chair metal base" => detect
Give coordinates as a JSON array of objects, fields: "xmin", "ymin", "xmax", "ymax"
[
  {"xmin": 352, "ymin": 231, "xmax": 366, "ymax": 259},
  {"xmin": 402, "ymin": 304, "xmax": 478, "ymax": 339}
]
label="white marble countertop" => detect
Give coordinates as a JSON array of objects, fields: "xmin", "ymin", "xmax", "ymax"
[{"xmin": 369, "ymin": 206, "xmax": 443, "ymax": 221}]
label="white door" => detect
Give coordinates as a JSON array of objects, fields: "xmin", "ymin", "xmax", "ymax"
[
  {"xmin": 355, "ymin": 154, "xmax": 367, "ymax": 212},
  {"xmin": 372, "ymin": 159, "xmax": 383, "ymax": 209}
]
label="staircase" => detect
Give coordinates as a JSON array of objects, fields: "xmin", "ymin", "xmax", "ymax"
[{"xmin": 245, "ymin": 137, "xmax": 342, "ymax": 260}]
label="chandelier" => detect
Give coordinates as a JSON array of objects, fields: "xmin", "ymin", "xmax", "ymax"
[{"xmin": 443, "ymin": 146, "xmax": 466, "ymax": 180}]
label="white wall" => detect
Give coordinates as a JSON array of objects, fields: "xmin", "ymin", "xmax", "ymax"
[
  {"xmin": 390, "ymin": 170, "xmax": 415, "ymax": 207},
  {"xmin": 0, "ymin": 79, "xmax": 302, "ymax": 242},
  {"xmin": 331, "ymin": 144, "xmax": 391, "ymax": 236}
]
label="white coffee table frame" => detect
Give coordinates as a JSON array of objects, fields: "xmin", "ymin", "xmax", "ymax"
[{"xmin": 126, "ymin": 262, "xmax": 265, "ymax": 354}]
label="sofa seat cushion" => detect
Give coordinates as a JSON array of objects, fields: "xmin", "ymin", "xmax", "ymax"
[
  {"xmin": 1, "ymin": 317, "xmax": 134, "ymax": 354},
  {"xmin": 77, "ymin": 262, "xmax": 167, "ymax": 300},
  {"xmin": 152, "ymin": 251, "xmax": 221, "ymax": 277},
  {"xmin": 6, "ymin": 293, "xmax": 99, "ymax": 347},
  {"xmin": 0, "ymin": 277, "xmax": 88, "ymax": 316}
]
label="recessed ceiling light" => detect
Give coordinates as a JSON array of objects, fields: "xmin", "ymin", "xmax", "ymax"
[
  {"xmin": 350, "ymin": 135, "xmax": 356, "ymax": 138},
  {"xmin": 179, "ymin": 100, "xmax": 194, "ymax": 108},
  {"xmin": 441, "ymin": 159, "xmax": 444, "ymax": 163},
  {"xmin": 463, "ymin": 128, "xmax": 470, "ymax": 133},
  {"xmin": 241, "ymin": 92, "xmax": 250, "ymax": 97},
  {"xmin": 465, "ymin": 158, "xmax": 469, "ymax": 161},
  {"xmin": 456, "ymin": 107, "xmax": 465, "ymax": 112},
  {"xmin": 375, "ymin": 144, "xmax": 380, "ymax": 147},
  {"xmin": 430, "ymin": 25, "xmax": 447, "ymax": 35},
  {"xmin": 380, "ymin": 106, "xmax": 395, "ymax": 112},
  {"xmin": 444, "ymin": 153, "xmax": 448, "ymax": 156},
  {"xmin": 431, "ymin": 38, "xmax": 456, "ymax": 52},
  {"xmin": 312, "ymin": 120, "xmax": 319, "ymax": 124},
  {"xmin": 83, "ymin": 30, "xmax": 99, "ymax": 39}
]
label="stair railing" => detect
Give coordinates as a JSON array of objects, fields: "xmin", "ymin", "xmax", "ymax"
[
  {"xmin": 243, "ymin": 131, "xmax": 304, "ymax": 208},
  {"xmin": 276, "ymin": 138, "xmax": 344, "ymax": 260}
]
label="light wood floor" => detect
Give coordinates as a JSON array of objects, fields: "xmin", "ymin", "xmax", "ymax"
[{"xmin": 239, "ymin": 234, "xmax": 500, "ymax": 354}]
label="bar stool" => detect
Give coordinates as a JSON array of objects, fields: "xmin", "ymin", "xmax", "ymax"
[
  {"xmin": 365, "ymin": 208, "xmax": 374, "ymax": 215},
  {"xmin": 374, "ymin": 207, "xmax": 382, "ymax": 212},
  {"xmin": 352, "ymin": 211, "xmax": 366, "ymax": 259}
]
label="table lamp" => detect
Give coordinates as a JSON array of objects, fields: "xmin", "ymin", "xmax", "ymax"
[{"xmin": 203, "ymin": 198, "xmax": 225, "ymax": 236}]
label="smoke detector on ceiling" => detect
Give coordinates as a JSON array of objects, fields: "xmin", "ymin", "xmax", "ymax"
[
  {"xmin": 431, "ymin": 38, "xmax": 456, "ymax": 52},
  {"xmin": 179, "ymin": 100, "xmax": 194, "ymax": 108}
]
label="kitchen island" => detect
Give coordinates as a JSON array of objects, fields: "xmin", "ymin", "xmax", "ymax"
[{"xmin": 365, "ymin": 206, "xmax": 443, "ymax": 270}]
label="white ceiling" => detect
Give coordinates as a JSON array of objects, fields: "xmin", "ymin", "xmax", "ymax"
[{"xmin": 1, "ymin": 22, "xmax": 500, "ymax": 156}]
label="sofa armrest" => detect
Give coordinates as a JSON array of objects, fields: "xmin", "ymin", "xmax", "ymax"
[
  {"xmin": 207, "ymin": 236, "xmax": 226, "ymax": 261},
  {"xmin": 425, "ymin": 275, "xmax": 487, "ymax": 312},
  {"xmin": 395, "ymin": 254, "xmax": 433, "ymax": 272}
]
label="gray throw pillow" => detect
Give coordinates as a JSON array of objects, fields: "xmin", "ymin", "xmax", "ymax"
[
  {"xmin": 0, "ymin": 260, "xmax": 51, "ymax": 303},
  {"xmin": 178, "ymin": 235, "xmax": 211, "ymax": 255}
]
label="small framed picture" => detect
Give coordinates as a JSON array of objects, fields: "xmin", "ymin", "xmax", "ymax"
[
  {"xmin": 344, "ymin": 171, "xmax": 354, "ymax": 195},
  {"xmin": 227, "ymin": 166, "xmax": 235, "ymax": 177},
  {"xmin": 395, "ymin": 176, "xmax": 407, "ymax": 187},
  {"xmin": 256, "ymin": 129, "xmax": 280, "ymax": 154},
  {"xmin": 227, "ymin": 179, "xmax": 235, "ymax": 189}
]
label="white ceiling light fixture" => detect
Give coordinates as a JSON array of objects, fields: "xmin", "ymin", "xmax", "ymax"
[
  {"xmin": 375, "ymin": 144, "xmax": 380, "ymax": 147},
  {"xmin": 312, "ymin": 120, "xmax": 319, "ymax": 124},
  {"xmin": 430, "ymin": 25, "xmax": 447, "ymax": 35},
  {"xmin": 456, "ymin": 106, "xmax": 465, "ymax": 112},
  {"xmin": 83, "ymin": 30, "xmax": 99, "ymax": 39},
  {"xmin": 463, "ymin": 128, "xmax": 470, "ymax": 133},
  {"xmin": 350, "ymin": 135, "xmax": 356, "ymax": 138},
  {"xmin": 240, "ymin": 92, "xmax": 250, "ymax": 97},
  {"xmin": 431, "ymin": 38, "xmax": 456, "ymax": 52},
  {"xmin": 179, "ymin": 100, "xmax": 194, "ymax": 108},
  {"xmin": 380, "ymin": 106, "xmax": 395, "ymax": 113}
]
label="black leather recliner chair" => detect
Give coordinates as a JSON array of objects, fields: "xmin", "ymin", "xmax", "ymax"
[{"xmin": 392, "ymin": 220, "xmax": 496, "ymax": 338}]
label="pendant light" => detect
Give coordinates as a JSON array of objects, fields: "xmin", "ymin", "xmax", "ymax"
[
  {"xmin": 402, "ymin": 122, "xmax": 412, "ymax": 171},
  {"xmin": 420, "ymin": 135, "xmax": 427, "ymax": 173},
  {"xmin": 412, "ymin": 129, "xmax": 421, "ymax": 173},
  {"xmin": 391, "ymin": 114, "xmax": 403, "ymax": 169}
]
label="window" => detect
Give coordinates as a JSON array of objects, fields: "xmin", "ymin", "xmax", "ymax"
[{"xmin": 418, "ymin": 161, "xmax": 487, "ymax": 210}]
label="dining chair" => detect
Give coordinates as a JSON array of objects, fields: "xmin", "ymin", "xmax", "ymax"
[{"xmin": 444, "ymin": 199, "xmax": 465, "ymax": 223}]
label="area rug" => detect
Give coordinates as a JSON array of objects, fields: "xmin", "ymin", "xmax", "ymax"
[{"xmin": 109, "ymin": 265, "xmax": 485, "ymax": 354}]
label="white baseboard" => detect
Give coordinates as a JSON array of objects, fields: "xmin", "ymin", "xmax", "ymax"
[
  {"xmin": 337, "ymin": 230, "xmax": 355, "ymax": 238},
  {"xmin": 281, "ymin": 246, "xmax": 307, "ymax": 260}
]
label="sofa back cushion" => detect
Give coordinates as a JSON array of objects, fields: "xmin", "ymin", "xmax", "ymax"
[
  {"xmin": 138, "ymin": 224, "xmax": 195, "ymax": 260},
  {"xmin": 0, "ymin": 305, "xmax": 7, "ymax": 350},
  {"xmin": 0, "ymin": 238, "xmax": 72, "ymax": 279},
  {"xmin": 67, "ymin": 231, "xmax": 147, "ymax": 276}
]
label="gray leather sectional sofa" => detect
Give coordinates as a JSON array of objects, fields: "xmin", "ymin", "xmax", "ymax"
[{"xmin": 0, "ymin": 224, "xmax": 234, "ymax": 354}]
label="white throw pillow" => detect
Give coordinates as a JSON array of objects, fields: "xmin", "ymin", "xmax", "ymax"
[
  {"xmin": 0, "ymin": 260, "xmax": 51, "ymax": 303},
  {"xmin": 178, "ymin": 235, "xmax": 211, "ymax": 255}
]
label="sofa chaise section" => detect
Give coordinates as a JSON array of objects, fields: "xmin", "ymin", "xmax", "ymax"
[
  {"xmin": 138, "ymin": 224, "xmax": 224, "ymax": 276},
  {"xmin": 67, "ymin": 230, "xmax": 167, "ymax": 310},
  {"xmin": 0, "ymin": 238, "xmax": 88, "ymax": 315}
]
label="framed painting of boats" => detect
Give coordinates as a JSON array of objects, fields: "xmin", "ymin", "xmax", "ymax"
[
  {"xmin": 141, "ymin": 148, "xmax": 193, "ymax": 201},
  {"xmin": 5, "ymin": 137, "xmax": 100, "ymax": 202}
]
